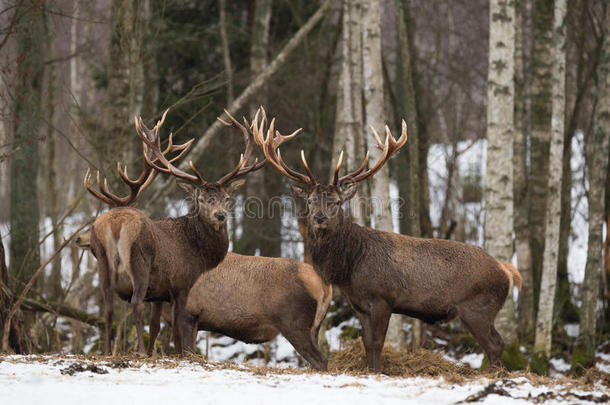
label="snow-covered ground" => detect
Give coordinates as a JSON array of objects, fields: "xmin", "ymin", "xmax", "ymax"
[{"xmin": 1, "ymin": 355, "xmax": 608, "ymax": 405}]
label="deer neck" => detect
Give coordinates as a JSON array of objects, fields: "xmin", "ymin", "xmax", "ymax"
[
  {"xmin": 183, "ymin": 215, "xmax": 229, "ymax": 270},
  {"xmin": 306, "ymin": 213, "xmax": 365, "ymax": 285}
]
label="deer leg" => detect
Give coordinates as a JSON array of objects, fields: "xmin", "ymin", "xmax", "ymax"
[
  {"xmin": 129, "ymin": 249, "xmax": 150, "ymax": 356},
  {"xmin": 172, "ymin": 293, "xmax": 187, "ymax": 356},
  {"xmin": 458, "ymin": 305, "xmax": 504, "ymax": 366},
  {"xmin": 281, "ymin": 327, "xmax": 328, "ymax": 371},
  {"xmin": 97, "ymin": 253, "xmax": 114, "ymax": 355},
  {"xmin": 356, "ymin": 301, "xmax": 392, "ymax": 373},
  {"xmin": 104, "ymin": 287, "xmax": 114, "ymax": 355},
  {"xmin": 181, "ymin": 311, "xmax": 198, "ymax": 354},
  {"xmin": 147, "ymin": 302, "xmax": 162, "ymax": 356}
]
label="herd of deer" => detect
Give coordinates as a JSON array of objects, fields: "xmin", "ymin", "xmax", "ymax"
[{"xmin": 76, "ymin": 107, "xmax": 521, "ymax": 373}]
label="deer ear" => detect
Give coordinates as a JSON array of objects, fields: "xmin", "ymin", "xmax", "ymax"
[
  {"xmin": 225, "ymin": 178, "xmax": 246, "ymax": 194},
  {"xmin": 290, "ymin": 183, "xmax": 310, "ymax": 199},
  {"xmin": 338, "ymin": 182, "xmax": 357, "ymax": 202},
  {"xmin": 177, "ymin": 181, "xmax": 197, "ymax": 196}
]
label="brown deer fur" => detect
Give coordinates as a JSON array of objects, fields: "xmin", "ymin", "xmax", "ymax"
[
  {"xmin": 290, "ymin": 183, "xmax": 520, "ymax": 372},
  {"xmin": 84, "ymin": 108, "xmax": 289, "ymax": 356},
  {"xmin": 154, "ymin": 253, "xmax": 331, "ymax": 369},
  {"xmin": 89, "ymin": 181, "xmax": 242, "ymax": 355},
  {"xmin": 257, "ymin": 120, "xmax": 521, "ymax": 372}
]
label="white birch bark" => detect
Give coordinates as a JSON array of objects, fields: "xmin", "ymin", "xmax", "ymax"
[
  {"xmin": 533, "ymin": 0, "xmax": 567, "ymax": 358},
  {"xmin": 360, "ymin": 0, "xmax": 405, "ymax": 349},
  {"xmin": 484, "ymin": 0, "xmax": 516, "ymax": 344}
]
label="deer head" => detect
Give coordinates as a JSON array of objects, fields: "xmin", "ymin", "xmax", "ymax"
[
  {"xmin": 255, "ymin": 120, "xmax": 407, "ymax": 232},
  {"xmin": 135, "ymin": 108, "xmax": 271, "ymax": 230}
]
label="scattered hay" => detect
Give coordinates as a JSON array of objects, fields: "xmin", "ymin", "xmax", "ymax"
[
  {"xmin": 582, "ymin": 367, "xmax": 610, "ymax": 389},
  {"xmin": 328, "ymin": 339, "xmax": 474, "ymax": 381}
]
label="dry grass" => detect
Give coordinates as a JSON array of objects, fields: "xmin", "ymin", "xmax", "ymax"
[
  {"xmin": 328, "ymin": 340, "xmax": 475, "ymax": 382},
  {"xmin": 1, "ymin": 345, "xmax": 609, "ymax": 394}
]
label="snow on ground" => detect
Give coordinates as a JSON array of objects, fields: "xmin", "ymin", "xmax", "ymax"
[{"xmin": 0, "ymin": 355, "xmax": 608, "ymax": 405}]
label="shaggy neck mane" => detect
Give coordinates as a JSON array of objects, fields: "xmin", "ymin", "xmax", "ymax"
[
  {"xmin": 307, "ymin": 213, "xmax": 367, "ymax": 285},
  {"xmin": 180, "ymin": 215, "xmax": 229, "ymax": 270}
]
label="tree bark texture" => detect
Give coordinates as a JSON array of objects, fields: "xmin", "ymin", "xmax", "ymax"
[
  {"xmin": 484, "ymin": 0, "xmax": 517, "ymax": 344},
  {"xmin": 577, "ymin": 1, "xmax": 610, "ymax": 363},
  {"xmin": 514, "ymin": 0, "xmax": 535, "ymax": 340},
  {"xmin": 395, "ymin": 0, "xmax": 420, "ymax": 238},
  {"xmin": 528, "ymin": 0, "xmax": 554, "ymax": 309},
  {"xmin": 10, "ymin": 1, "xmax": 44, "ymax": 296},
  {"xmin": 533, "ymin": 0, "xmax": 567, "ymax": 359},
  {"xmin": 332, "ymin": 0, "xmax": 366, "ymax": 225}
]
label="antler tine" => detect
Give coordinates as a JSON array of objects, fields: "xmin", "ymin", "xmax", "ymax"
[
  {"xmin": 135, "ymin": 113, "xmax": 201, "ymax": 184},
  {"xmin": 339, "ymin": 121, "xmax": 407, "ymax": 184},
  {"xmin": 251, "ymin": 109, "xmax": 308, "ymax": 183},
  {"xmin": 335, "ymin": 151, "xmax": 370, "ymax": 185},
  {"xmin": 219, "ymin": 109, "xmax": 254, "ymax": 163},
  {"xmin": 332, "ymin": 151, "xmax": 344, "ymax": 185},
  {"xmin": 300, "ymin": 150, "xmax": 317, "ymax": 183},
  {"xmin": 216, "ymin": 107, "xmax": 274, "ymax": 185},
  {"xmin": 84, "ymin": 168, "xmax": 118, "ymax": 206}
]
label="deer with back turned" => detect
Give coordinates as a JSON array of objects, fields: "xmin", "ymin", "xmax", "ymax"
[
  {"xmin": 84, "ymin": 109, "xmax": 270, "ymax": 355},
  {"xmin": 255, "ymin": 120, "xmax": 522, "ymax": 371}
]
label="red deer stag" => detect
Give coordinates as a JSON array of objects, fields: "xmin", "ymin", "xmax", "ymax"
[
  {"xmin": 179, "ymin": 252, "xmax": 332, "ymax": 370},
  {"xmin": 255, "ymin": 120, "xmax": 522, "ymax": 371},
  {"xmin": 84, "ymin": 109, "xmax": 268, "ymax": 355}
]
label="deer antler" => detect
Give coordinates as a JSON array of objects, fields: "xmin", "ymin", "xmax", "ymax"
[
  {"xmin": 135, "ymin": 110, "xmax": 200, "ymax": 184},
  {"xmin": 84, "ymin": 109, "xmax": 193, "ymax": 207},
  {"xmin": 258, "ymin": 119, "xmax": 406, "ymax": 187},
  {"xmin": 333, "ymin": 120, "xmax": 407, "ymax": 185},
  {"xmin": 215, "ymin": 108, "xmax": 267, "ymax": 185},
  {"xmin": 253, "ymin": 109, "xmax": 308, "ymax": 184}
]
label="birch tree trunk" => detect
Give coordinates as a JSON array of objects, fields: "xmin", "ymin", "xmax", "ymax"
[
  {"xmin": 532, "ymin": 0, "xmax": 567, "ymax": 374},
  {"xmin": 484, "ymin": 0, "xmax": 516, "ymax": 347},
  {"xmin": 573, "ymin": 3, "xmax": 610, "ymax": 370},
  {"xmin": 514, "ymin": 0, "xmax": 535, "ymax": 341},
  {"xmin": 360, "ymin": 0, "xmax": 405, "ymax": 350},
  {"xmin": 332, "ymin": 0, "xmax": 366, "ymax": 225},
  {"xmin": 528, "ymin": 0, "xmax": 554, "ymax": 309}
]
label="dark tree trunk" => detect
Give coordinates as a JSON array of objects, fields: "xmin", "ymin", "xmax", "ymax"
[
  {"xmin": 0, "ymin": 239, "xmax": 25, "ymax": 353},
  {"xmin": 10, "ymin": 0, "xmax": 44, "ymax": 298}
]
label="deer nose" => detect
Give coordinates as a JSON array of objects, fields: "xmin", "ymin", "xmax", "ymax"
[
  {"xmin": 314, "ymin": 213, "xmax": 327, "ymax": 224},
  {"xmin": 215, "ymin": 212, "xmax": 227, "ymax": 222}
]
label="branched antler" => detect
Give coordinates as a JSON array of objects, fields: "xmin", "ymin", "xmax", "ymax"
[
  {"xmin": 84, "ymin": 109, "xmax": 193, "ymax": 206},
  {"xmin": 258, "ymin": 117, "xmax": 407, "ymax": 187}
]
